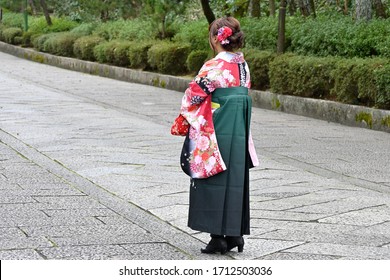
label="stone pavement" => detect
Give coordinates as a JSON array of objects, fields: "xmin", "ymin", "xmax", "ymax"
[{"xmin": 0, "ymin": 51, "xmax": 390, "ymax": 260}]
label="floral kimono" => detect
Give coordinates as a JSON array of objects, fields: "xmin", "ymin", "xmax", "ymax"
[{"xmin": 179, "ymin": 52, "xmax": 259, "ymax": 179}]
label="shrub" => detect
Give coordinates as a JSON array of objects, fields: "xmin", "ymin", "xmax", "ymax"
[
  {"xmin": 70, "ymin": 23, "xmax": 99, "ymax": 36},
  {"xmin": 93, "ymin": 40, "xmax": 130, "ymax": 65},
  {"xmin": 173, "ymin": 20, "xmax": 209, "ymax": 51},
  {"xmin": 241, "ymin": 17, "xmax": 279, "ymax": 51},
  {"xmin": 375, "ymin": 64, "xmax": 390, "ymax": 109},
  {"xmin": 147, "ymin": 41, "xmax": 191, "ymax": 75},
  {"xmin": 243, "ymin": 49, "xmax": 276, "ymax": 90},
  {"xmin": 268, "ymin": 53, "xmax": 297, "ymax": 95},
  {"xmin": 127, "ymin": 41, "xmax": 154, "ymax": 69},
  {"xmin": 92, "ymin": 20, "xmax": 125, "ymax": 41},
  {"xmin": 269, "ymin": 54, "xmax": 336, "ymax": 99},
  {"xmin": 28, "ymin": 17, "xmax": 79, "ymax": 34},
  {"xmin": 42, "ymin": 32, "xmax": 81, "ymax": 57},
  {"xmin": 331, "ymin": 58, "xmax": 390, "ymax": 109},
  {"xmin": 32, "ymin": 33, "xmax": 58, "ymax": 52},
  {"xmin": 1, "ymin": 12, "xmax": 24, "ymax": 28},
  {"xmin": 2, "ymin": 27, "xmax": 23, "ymax": 44},
  {"xmin": 0, "ymin": 24, "xmax": 7, "ymax": 41},
  {"xmin": 21, "ymin": 30, "xmax": 41, "ymax": 47},
  {"xmin": 73, "ymin": 35, "xmax": 105, "ymax": 61},
  {"xmin": 112, "ymin": 41, "xmax": 134, "ymax": 67},
  {"xmin": 289, "ymin": 15, "xmax": 390, "ymax": 58},
  {"xmin": 116, "ymin": 18, "xmax": 157, "ymax": 41},
  {"xmin": 93, "ymin": 42, "xmax": 109, "ymax": 63},
  {"xmin": 92, "ymin": 19, "xmax": 156, "ymax": 42},
  {"xmin": 186, "ymin": 50, "xmax": 209, "ymax": 73}
]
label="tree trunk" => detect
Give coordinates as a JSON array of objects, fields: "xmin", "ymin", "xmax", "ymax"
[
  {"xmin": 297, "ymin": 0, "xmax": 311, "ymax": 17},
  {"xmin": 200, "ymin": 0, "xmax": 215, "ymax": 25},
  {"xmin": 39, "ymin": 0, "xmax": 52, "ymax": 25},
  {"xmin": 355, "ymin": 0, "xmax": 372, "ymax": 20},
  {"xmin": 28, "ymin": 0, "xmax": 37, "ymax": 15},
  {"xmin": 344, "ymin": 0, "xmax": 349, "ymax": 15},
  {"xmin": 373, "ymin": 0, "xmax": 387, "ymax": 18},
  {"xmin": 249, "ymin": 0, "xmax": 261, "ymax": 17},
  {"xmin": 309, "ymin": 0, "xmax": 316, "ymax": 18},
  {"xmin": 277, "ymin": 0, "xmax": 287, "ymax": 54},
  {"xmin": 270, "ymin": 0, "xmax": 276, "ymax": 16},
  {"xmin": 288, "ymin": 0, "xmax": 297, "ymax": 16}
]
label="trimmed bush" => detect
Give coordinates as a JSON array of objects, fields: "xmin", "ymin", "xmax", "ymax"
[
  {"xmin": 243, "ymin": 49, "xmax": 276, "ymax": 90},
  {"xmin": 186, "ymin": 50, "xmax": 209, "ymax": 73},
  {"xmin": 32, "ymin": 33, "xmax": 58, "ymax": 52},
  {"xmin": 269, "ymin": 54, "xmax": 336, "ymax": 99},
  {"xmin": 147, "ymin": 41, "xmax": 191, "ymax": 75},
  {"xmin": 127, "ymin": 41, "xmax": 154, "ymax": 69},
  {"xmin": 93, "ymin": 42, "xmax": 110, "ymax": 63},
  {"xmin": 42, "ymin": 32, "xmax": 81, "ymax": 57},
  {"xmin": 173, "ymin": 20, "xmax": 209, "ymax": 51},
  {"xmin": 70, "ymin": 23, "xmax": 99, "ymax": 36},
  {"xmin": 0, "ymin": 24, "xmax": 7, "ymax": 41},
  {"xmin": 112, "ymin": 41, "xmax": 134, "ymax": 67},
  {"xmin": 331, "ymin": 58, "xmax": 390, "ymax": 109},
  {"xmin": 375, "ymin": 64, "xmax": 390, "ymax": 109},
  {"xmin": 21, "ymin": 30, "xmax": 41, "ymax": 47},
  {"xmin": 93, "ymin": 40, "xmax": 131, "ymax": 65},
  {"xmin": 2, "ymin": 27, "xmax": 23, "ymax": 44},
  {"xmin": 73, "ymin": 36, "xmax": 105, "ymax": 61}
]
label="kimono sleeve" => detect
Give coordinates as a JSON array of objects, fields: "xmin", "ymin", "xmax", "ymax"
[{"xmin": 180, "ymin": 61, "xmax": 216, "ymax": 129}]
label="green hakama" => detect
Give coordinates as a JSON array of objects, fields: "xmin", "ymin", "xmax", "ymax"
[{"xmin": 188, "ymin": 87, "xmax": 253, "ymax": 236}]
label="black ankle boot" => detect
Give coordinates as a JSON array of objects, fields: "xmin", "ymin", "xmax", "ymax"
[
  {"xmin": 201, "ymin": 234, "xmax": 227, "ymax": 254},
  {"xmin": 225, "ymin": 236, "xmax": 244, "ymax": 252}
]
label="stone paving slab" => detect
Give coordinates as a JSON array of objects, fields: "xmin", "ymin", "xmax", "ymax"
[
  {"xmin": 258, "ymin": 229, "xmax": 390, "ymax": 247},
  {"xmin": 1, "ymin": 51, "xmax": 390, "ymax": 260},
  {"xmin": 258, "ymin": 252, "xmax": 342, "ymax": 260},
  {"xmin": 318, "ymin": 205, "xmax": 390, "ymax": 226},
  {"xmin": 0, "ymin": 249, "xmax": 44, "ymax": 260},
  {"xmin": 284, "ymin": 243, "xmax": 390, "ymax": 260}
]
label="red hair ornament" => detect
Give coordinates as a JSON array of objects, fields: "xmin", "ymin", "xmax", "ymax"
[{"xmin": 217, "ymin": 26, "xmax": 233, "ymax": 45}]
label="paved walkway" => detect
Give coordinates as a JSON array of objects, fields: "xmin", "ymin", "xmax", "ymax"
[{"xmin": 0, "ymin": 51, "xmax": 390, "ymax": 260}]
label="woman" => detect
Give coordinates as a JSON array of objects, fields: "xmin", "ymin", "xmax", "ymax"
[{"xmin": 172, "ymin": 16, "xmax": 258, "ymax": 254}]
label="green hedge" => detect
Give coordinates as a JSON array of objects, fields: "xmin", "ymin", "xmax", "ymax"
[
  {"xmin": 32, "ymin": 33, "xmax": 57, "ymax": 52},
  {"xmin": 73, "ymin": 35, "xmax": 105, "ymax": 61},
  {"xmin": 147, "ymin": 41, "xmax": 191, "ymax": 75},
  {"xmin": 375, "ymin": 64, "xmax": 390, "ymax": 109},
  {"xmin": 42, "ymin": 32, "xmax": 81, "ymax": 57},
  {"xmin": 2, "ymin": 27, "xmax": 23, "ymax": 44},
  {"xmin": 331, "ymin": 58, "xmax": 390, "ymax": 108},
  {"xmin": 173, "ymin": 20, "xmax": 209, "ymax": 51},
  {"xmin": 269, "ymin": 54, "xmax": 389, "ymax": 109},
  {"xmin": 93, "ymin": 40, "xmax": 132, "ymax": 66},
  {"xmin": 243, "ymin": 49, "xmax": 276, "ymax": 90},
  {"xmin": 0, "ymin": 25, "xmax": 5, "ymax": 41},
  {"xmin": 127, "ymin": 41, "xmax": 154, "ymax": 69},
  {"xmin": 289, "ymin": 16, "xmax": 390, "ymax": 58},
  {"xmin": 186, "ymin": 50, "xmax": 209, "ymax": 73}
]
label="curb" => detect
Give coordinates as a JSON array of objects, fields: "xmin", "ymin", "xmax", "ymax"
[{"xmin": 1, "ymin": 41, "xmax": 389, "ymax": 133}]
